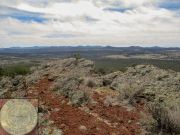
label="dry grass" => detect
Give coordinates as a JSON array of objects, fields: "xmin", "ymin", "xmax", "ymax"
[
  {"xmin": 149, "ymin": 102, "xmax": 180, "ymax": 134},
  {"xmin": 95, "ymin": 87, "xmax": 119, "ymax": 96}
]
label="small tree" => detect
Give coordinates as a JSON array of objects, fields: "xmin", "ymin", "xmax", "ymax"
[
  {"xmin": 73, "ymin": 53, "xmax": 81, "ymax": 65},
  {"xmin": 73, "ymin": 53, "xmax": 81, "ymax": 60}
]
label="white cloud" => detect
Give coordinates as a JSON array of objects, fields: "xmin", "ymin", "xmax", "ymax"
[
  {"xmin": 0, "ymin": 0, "xmax": 180, "ymax": 47},
  {"xmin": 92, "ymin": 0, "xmax": 155, "ymax": 8}
]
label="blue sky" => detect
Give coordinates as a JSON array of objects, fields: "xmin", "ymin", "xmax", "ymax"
[
  {"xmin": 0, "ymin": 6, "xmax": 47, "ymax": 23},
  {"xmin": 0, "ymin": 0, "xmax": 180, "ymax": 48}
]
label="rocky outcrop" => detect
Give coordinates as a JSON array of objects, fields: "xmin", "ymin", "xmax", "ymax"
[
  {"xmin": 0, "ymin": 75, "xmax": 27, "ymax": 97},
  {"xmin": 108, "ymin": 65, "xmax": 180, "ymax": 134},
  {"xmin": 50, "ymin": 58, "xmax": 96, "ymax": 106},
  {"xmin": 102, "ymin": 71, "xmax": 122, "ymax": 86},
  {"xmin": 110, "ymin": 65, "xmax": 180, "ymax": 106},
  {"xmin": 26, "ymin": 58, "xmax": 94, "ymax": 84}
]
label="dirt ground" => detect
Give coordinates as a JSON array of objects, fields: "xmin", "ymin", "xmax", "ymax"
[{"xmin": 27, "ymin": 78, "xmax": 143, "ymax": 135}]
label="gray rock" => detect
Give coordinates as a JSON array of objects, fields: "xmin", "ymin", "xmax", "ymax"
[
  {"xmin": 41, "ymin": 126, "xmax": 63, "ymax": 135},
  {"xmin": 79, "ymin": 125, "xmax": 87, "ymax": 132},
  {"xmin": 110, "ymin": 65, "xmax": 180, "ymax": 107},
  {"xmin": 103, "ymin": 71, "xmax": 122, "ymax": 86},
  {"xmin": 70, "ymin": 90, "xmax": 89, "ymax": 106}
]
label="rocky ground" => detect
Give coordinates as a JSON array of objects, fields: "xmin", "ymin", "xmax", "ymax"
[{"xmin": 0, "ymin": 58, "xmax": 180, "ymax": 135}]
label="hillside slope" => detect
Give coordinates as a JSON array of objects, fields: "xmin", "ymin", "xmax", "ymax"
[{"xmin": 0, "ymin": 58, "xmax": 179, "ymax": 135}]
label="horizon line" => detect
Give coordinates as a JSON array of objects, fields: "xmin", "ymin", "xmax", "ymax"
[{"xmin": 0, "ymin": 45, "xmax": 180, "ymax": 49}]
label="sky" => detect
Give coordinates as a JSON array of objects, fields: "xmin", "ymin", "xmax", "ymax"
[{"xmin": 0, "ymin": 0, "xmax": 180, "ymax": 48}]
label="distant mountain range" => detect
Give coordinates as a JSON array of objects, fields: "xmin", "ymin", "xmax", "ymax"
[{"xmin": 0, "ymin": 46, "xmax": 180, "ymax": 58}]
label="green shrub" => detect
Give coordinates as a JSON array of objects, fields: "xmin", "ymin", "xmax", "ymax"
[
  {"xmin": 73, "ymin": 53, "xmax": 81, "ymax": 60},
  {"xmin": 0, "ymin": 64, "xmax": 31, "ymax": 77},
  {"xmin": 95, "ymin": 67, "xmax": 106, "ymax": 75},
  {"xmin": 73, "ymin": 53, "xmax": 81, "ymax": 65},
  {"xmin": 86, "ymin": 78, "xmax": 96, "ymax": 88}
]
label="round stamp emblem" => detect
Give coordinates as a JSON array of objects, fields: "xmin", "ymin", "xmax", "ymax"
[{"xmin": 0, "ymin": 99, "xmax": 38, "ymax": 135}]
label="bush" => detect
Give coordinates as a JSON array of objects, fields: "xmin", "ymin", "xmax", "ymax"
[
  {"xmin": 0, "ymin": 64, "xmax": 31, "ymax": 77},
  {"xmin": 103, "ymin": 96, "xmax": 120, "ymax": 107},
  {"xmin": 115, "ymin": 83, "xmax": 143, "ymax": 102},
  {"xmin": 73, "ymin": 53, "xmax": 81, "ymax": 65},
  {"xmin": 95, "ymin": 67, "xmax": 106, "ymax": 75},
  {"xmin": 149, "ymin": 101, "xmax": 180, "ymax": 134},
  {"xmin": 168, "ymin": 108, "xmax": 180, "ymax": 133},
  {"xmin": 70, "ymin": 90, "xmax": 89, "ymax": 106},
  {"xmin": 140, "ymin": 112, "xmax": 158, "ymax": 132},
  {"xmin": 86, "ymin": 78, "xmax": 96, "ymax": 88},
  {"xmin": 73, "ymin": 53, "xmax": 81, "ymax": 60}
]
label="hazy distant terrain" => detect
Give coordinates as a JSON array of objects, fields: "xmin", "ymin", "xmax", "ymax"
[
  {"xmin": 0, "ymin": 46, "xmax": 180, "ymax": 59},
  {"xmin": 0, "ymin": 46, "xmax": 180, "ymax": 72}
]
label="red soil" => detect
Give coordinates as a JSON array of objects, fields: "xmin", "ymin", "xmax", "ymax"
[{"xmin": 27, "ymin": 78, "xmax": 142, "ymax": 135}]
